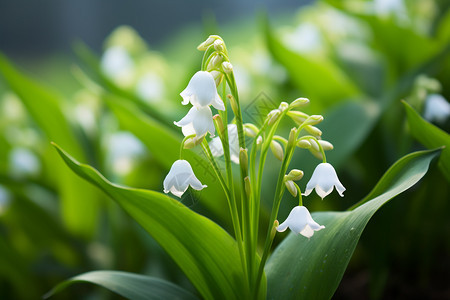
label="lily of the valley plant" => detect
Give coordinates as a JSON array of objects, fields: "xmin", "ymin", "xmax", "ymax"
[{"xmin": 164, "ymin": 35, "xmax": 345, "ymax": 298}]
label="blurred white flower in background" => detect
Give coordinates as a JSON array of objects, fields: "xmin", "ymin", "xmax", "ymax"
[
  {"xmin": 283, "ymin": 23, "xmax": 323, "ymax": 54},
  {"xmin": 100, "ymin": 46, "xmax": 135, "ymax": 88},
  {"xmin": 9, "ymin": 147, "xmax": 41, "ymax": 178},
  {"xmin": 0, "ymin": 185, "xmax": 11, "ymax": 215},
  {"xmin": 423, "ymin": 94, "xmax": 450, "ymax": 124},
  {"xmin": 373, "ymin": 0, "xmax": 408, "ymax": 21},
  {"xmin": 136, "ymin": 72, "xmax": 164, "ymax": 103},
  {"xmin": 105, "ymin": 132, "xmax": 146, "ymax": 176}
]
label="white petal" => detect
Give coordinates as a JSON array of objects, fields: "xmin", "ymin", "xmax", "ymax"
[
  {"xmin": 209, "ymin": 137, "xmax": 224, "ymax": 157},
  {"xmin": 212, "ymin": 94, "xmax": 225, "ymax": 111},
  {"xmin": 175, "ymin": 106, "xmax": 215, "ymax": 137},
  {"xmin": 188, "ymin": 175, "xmax": 207, "ymax": 191},
  {"xmin": 335, "ymin": 180, "xmax": 346, "ymax": 197},
  {"xmin": 300, "ymin": 225, "xmax": 314, "ymax": 238},
  {"xmin": 276, "ymin": 221, "xmax": 289, "ymax": 232}
]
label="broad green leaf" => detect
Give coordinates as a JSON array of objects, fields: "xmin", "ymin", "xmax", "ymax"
[
  {"xmin": 104, "ymin": 95, "xmax": 230, "ymax": 223},
  {"xmin": 403, "ymin": 101, "xmax": 450, "ymax": 181},
  {"xmin": 264, "ymin": 15, "xmax": 361, "ymax": 106},
  {"xmin": 44, "ymin": 270, "xmax": 199, "ymax": 300},
  {"xmin": 52, "ymin": 143, "xmax": 249, "ymax": 300},
  {"xmin": 266, "ymin": 149, "xmax": 440, "ymax": 300},
  {"xmin": 0, "ymin": 53, "xmax": 99, "ymax": 238}
]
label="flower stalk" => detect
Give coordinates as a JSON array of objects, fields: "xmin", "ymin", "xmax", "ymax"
[{"xmin": 162, "ymin": 35, "xmax": 345, "ymax": 299}]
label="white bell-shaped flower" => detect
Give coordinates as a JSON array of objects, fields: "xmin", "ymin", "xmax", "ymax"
[
  {"xmin": 180, "ymin": 71, "xmax": 225, "ymax": 110},
  {"xmin": 277, "ymin": 206, "xmax": 325, "ymax": 238},
  {"xmin": 209, "ymin": 124, "xmax": 240, "ymax": 164},
  {"xmin": 303, "ymin": 163, "xmax": 345, "ymax": 199},
  {"xmin": 163, "ymin": 160, "xmax": 207, "ymax": 197},
  {"xmin": 423, "ymin": 94, "xmax": 450, "ymax": 124},
  {"xmin": 174, "ymin": 106, "xmax": 215, "ymax": 138}
]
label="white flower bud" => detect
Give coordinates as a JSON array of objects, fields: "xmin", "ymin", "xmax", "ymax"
[
  {"xmin": 256, "ymin": 136, "xmax": 263, "ymax": 146},
  {"xmin": 207, "ymin": 54, "xmax": 223, "ymax": 71},
  {"xmin": 222, "ymin": 61, "xmax": 233, "ymax": 74},
  {"xmin": 213, "ymin": 39, "xmax": 225, "ymax": 52},
  {"xmin": 267, "ymin": 109, "xmax": 281, "ymax": 125},
  {"xmin": 278, "ymin": 102, "xmax": 289, "ymax": 112},
  {"xmin": 197, "ymin": 36, "xmax": 216, "ymax": 51}
]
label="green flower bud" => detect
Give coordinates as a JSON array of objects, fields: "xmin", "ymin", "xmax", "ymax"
[
  {"xmin": 243, "ymin": 123, "xmax": 259, "ymax": 137},
  {"xmin": 287, "ymin": 111, "xmax": 309, "ymax": 125},
  {"xmin": 244, "ymin": 176, "xmax": 251, "ymax": 198},
  {"xmin": 288, "ymin": 127, "xmax": 297, "ymax": 148},
  {"xmin": 305, "ymin": 125, "xmax": 322, "ymax": 137},
  {"xmin": 289, "ymin": 97, "xmax": 309, "ymax": 108},
  {"xmin": 213, "ymin": 114, "xmax": 225, "ymax": 136},
  {"xmin": 297, "ymin": 139, "xmax": 311, "ymax": 149},
  {"xmin": 303, "ymin": 115, "xmax": 324, "ymax": 126},
  {"xmin": 197, "ymin": 36, "xmax": 217, "ymax": 51},
  {"xmin": 270, "ymin": 140, "xmax": 284, "ymax": 161},
  {"xmin": 239, "ymin": 148, "xmax": 248, "ymax": 174},
  {"xmin": 286, "ymin": 169, "xmax": 304, "ymax": 181},
  {"xmin": 228, "ymin": 94, "xmax": 239, "ymax": 116},
  {"xmin": 285, "ymin": 180, "xmax": 298, "ymax": 197}
]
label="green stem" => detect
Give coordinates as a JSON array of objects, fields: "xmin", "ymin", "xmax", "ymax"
[
  {"xmin": 179, "ymin": 134, "xmax": 196, "ymax": 159},
  {"xmin": 223, "ymin": 70, "xmax": 256, "ymax": 293}
]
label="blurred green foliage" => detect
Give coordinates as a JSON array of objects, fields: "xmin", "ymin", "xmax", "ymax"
[{"xmin": 0, "ymin": 0, "xmax": 449, "ymax": 298}]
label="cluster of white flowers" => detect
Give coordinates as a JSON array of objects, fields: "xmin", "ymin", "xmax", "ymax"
[
  {"xmin": 162, "ymin": 35, "xmax": 347, "ymax": 242},
  {"xmin": 277, "ymin": 162, "xmax": 345, "ymax": 238},
  {"xmin": 164, "ymin": 70, "xmax": 224, "ymax": 198}
]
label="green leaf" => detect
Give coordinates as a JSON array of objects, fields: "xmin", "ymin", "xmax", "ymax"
[
  {"xmin": 52, "ymin": 143, "xmax": 248, "ymax": 300},
  {"xmin": 104, "ymin": 95, "xmax": 230, "ymax": 223},
  {"xmin": 44, "ymin": 270, "xmax": 199, "ymax": 300},
  {"xmin": 0, "ymin": 53, "xmax": 99, "ymax": 238},
  {"xmin": 265, "ymin": 149, "xmax": 440, "ymax": 300},
  {"xmin": 403, "ymin": 101, "xmax": 450, "ymax": 181}
]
